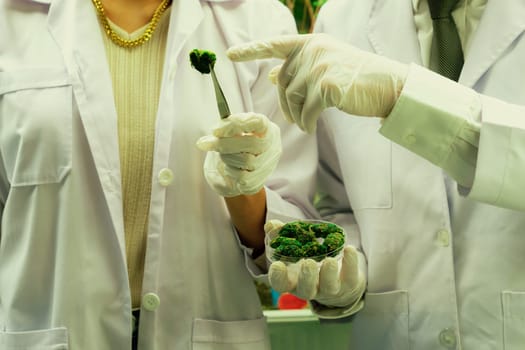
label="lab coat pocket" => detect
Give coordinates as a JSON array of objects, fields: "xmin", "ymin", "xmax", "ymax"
[
  {"xmin": 329, "ymin": 116, "xmax": 392, "ymax": 210},
  {"xmin": 0, "ymin": 69, "xmax": 72, "ymax": 186},
  {"xmin": 350, "ymin": 290, "xmax": 409, "ymax": 350},
  {"xmin": 192, "ymin": 317, "xmax": 270, "ymax": 350},
  {"xmin": 0, "ymin": 327, "xmax": 68, "ymax": 349},
  {"xmin": 502, "ymin": 291, "xmax": 525, "ymax": 350}
]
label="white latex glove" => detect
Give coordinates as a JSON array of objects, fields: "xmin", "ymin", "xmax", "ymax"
[
  {"xmin": 196, "ymin": 112, "xmax": 282, "ymax": 197},
  {"xmin": 227, "ymin": 33, "xmax": 409, "ymax": 133},
  {"xmin": 265, "ymin": 220, "xmax": 366, "ymax": 308}
]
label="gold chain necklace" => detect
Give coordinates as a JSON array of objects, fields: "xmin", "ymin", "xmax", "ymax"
[{"xmin": 92, "ymin": 0, "xmax": 171, "ymax": 48}]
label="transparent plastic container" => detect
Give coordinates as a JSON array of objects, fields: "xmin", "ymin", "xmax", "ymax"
[{"xmin": 265, "ymin": 220, "xmax": 346, "ymax": 265}]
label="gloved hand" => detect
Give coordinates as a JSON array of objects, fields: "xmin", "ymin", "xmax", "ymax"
[
  {"xmin": 227, "ymin": 33, "xmax": 409, "ymax": 133},
  {"xmin": 265, "ymin": 220, "xmax": 366, "ymax": 308},
  {"xmin": 196, "ymin": 112, "xmax": 282, "ymax": 197}
]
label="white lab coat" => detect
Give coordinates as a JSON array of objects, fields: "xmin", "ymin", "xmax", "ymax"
[
  {"xmin": 315, "ymin": 0, "xmax": 525, "ymax": 349},
  {"xmin": 0, "ymin": 0, "xmax": 317, "ymax": 349}
]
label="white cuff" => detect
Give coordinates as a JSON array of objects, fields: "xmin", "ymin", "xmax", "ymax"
[{"xmin": 380, "ymin": 63, "xmax": 481, "ymax": 187}]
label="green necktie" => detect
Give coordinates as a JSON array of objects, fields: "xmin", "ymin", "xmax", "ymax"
[{"xmin": 428, "ymin": 0, "xmax": 464, "ymax": 81}]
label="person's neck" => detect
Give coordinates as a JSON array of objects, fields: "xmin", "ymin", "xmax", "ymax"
[{"xmin": 101, "ymin": 0, "xmax": 167, "ymax": 33}]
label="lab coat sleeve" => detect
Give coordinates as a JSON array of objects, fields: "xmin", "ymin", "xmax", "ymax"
[
  {"xmin": 380, "ymin": 64, "xmax": 525, "ymax": 211},
  {"xmin": 469, "ymin": 95, "xmax": 525, "ymax": 211},
  {"xmin": 379, "ymin": 64, "xmax": 481, "ymax": 187},
  {"xmin": 380, "ymin": 64, "xmax": 525, "ymax": 210}
]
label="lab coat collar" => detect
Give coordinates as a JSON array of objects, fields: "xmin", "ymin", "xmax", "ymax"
[
  {"xmin": 460, "ymin": 0, "xmax": 525, "ymax": 87},
  {"xmin": 369, "ymin": 0, "xmax": 525, "ymax": 87},
  {"xmin": 164, "ymin": 0, "xmax": 204, "ymax": 67}
]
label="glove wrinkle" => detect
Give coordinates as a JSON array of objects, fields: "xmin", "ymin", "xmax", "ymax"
[{"xmin": 197, "ymin": 112, "xmax": 281, "ymax": 197}]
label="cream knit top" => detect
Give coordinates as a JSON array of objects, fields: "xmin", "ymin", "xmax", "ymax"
[{"xmin": 100, "ymin": 9, "xmax": 170, "ymax": 308}]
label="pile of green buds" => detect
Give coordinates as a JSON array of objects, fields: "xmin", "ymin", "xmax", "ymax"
[{"xmin": 269, "ymin": 221, "xmax": 345, "ymax": 262}]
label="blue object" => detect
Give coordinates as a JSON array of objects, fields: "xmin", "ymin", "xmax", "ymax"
[{"xmin": 271, "ymin": 288, "xmax": 281, "ymax": 306}]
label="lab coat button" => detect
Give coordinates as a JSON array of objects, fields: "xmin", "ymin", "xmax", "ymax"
[
  {"xmin": 158, "ymin": 168, "xmax": 174, "ymax": 186},
  {"xmin": 438, "ymin": 328, "xmax": 457, "ymax": 348},
  {"xmin": 436, "ymin": 229, "xmax": 450, "ymax": 247},
  {"xmin": 142, "ymin": 293, "xmax": 160, "ymax": 311}
]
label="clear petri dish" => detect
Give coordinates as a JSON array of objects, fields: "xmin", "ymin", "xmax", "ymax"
[{"xmin": 265, "ymin": 219, "xmax": 346, "ymax": 265}]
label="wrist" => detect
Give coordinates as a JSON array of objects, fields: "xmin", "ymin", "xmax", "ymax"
[{"xmin": 225, "ymin": 188, "xmax": 267, "ymax": 249}]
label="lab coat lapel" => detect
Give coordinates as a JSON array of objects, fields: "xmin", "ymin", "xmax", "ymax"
[
  {"xmin": 368, "ymin": 0, "xmax": 422, "ymax": 65},
  {"xmin": 165, "ymin": 0, "xmax": 204, "ymax": 62},
  {"xmin": 459, "ymin": 0, "xmax": 525, "ymax": 87},
  {"xmin": 153, "ymin": 0, "xmax": 203, "ymax": 157},
  {"xmin": 47, "ymin": 0, "xmax": 126, "ymax": 259}
]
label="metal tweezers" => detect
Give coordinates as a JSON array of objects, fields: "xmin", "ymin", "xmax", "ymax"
[{"xmin": 210, "ymin": 64, "xmax": 231, "ymax": 119}]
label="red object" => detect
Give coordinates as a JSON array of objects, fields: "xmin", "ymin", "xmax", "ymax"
[{"xmin": 277, "ymin": 292, "xmax": 308, "ymax": 309}]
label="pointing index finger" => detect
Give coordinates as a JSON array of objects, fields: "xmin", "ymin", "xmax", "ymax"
[{"xmin": 226, "ymin": 34, "xmax": 310, "ymax": 62}]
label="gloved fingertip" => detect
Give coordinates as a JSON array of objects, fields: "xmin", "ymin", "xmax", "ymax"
[
  {"xmin": 343, "ymin": 245, "xmax": 358, "ymax": 261},
  {"xmin": 269, "ymin": 261, "xmax": 292, "ymax": 293},
  {"xmin": 270, "ymin": 261, "xmax": 287, "ymax": 273},
  {"xmin": 226, "ymin": 41, "xmax": 272, "ymax": 61},
  {"xmin": 268, "ymin": 65, "xmax": 282, "ymax": 85},
  {"xmin": 321, "ymin": 257, "xmax": 339, "ymax": 271},
  {"xmin": 264, "ymin": 219, "xmax": 284, "ymax": 234},
  {"xmin": 211, "ymin": 120, "xmax": 233, "ymax": 138},
  {"xmin": 217, "ymin": 113, "xmax": 268, "ymax": 136},
  {"xmin": 195, "ymin": 135, "xmax": 218, "ymax": 151},
  {"xmin": 341, "ymin": 245, "xmax": 359, "ymax": 278},
  {"xmin": 225, "ymin": 48, "xmax": 240, "ymax": 61},
  {"xmin": 242, "ymin": 114, "xmax": 269, "ymax": 134},
  {"xmin": 226, "ymin": 46, "xmax": 253, "ymax": 61}
]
